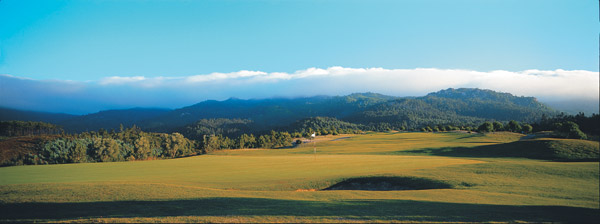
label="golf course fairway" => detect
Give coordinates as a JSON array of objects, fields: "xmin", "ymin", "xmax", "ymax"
[{"xmin": 1, "ymin": 132, "xmax": 598, "ymax": 223}]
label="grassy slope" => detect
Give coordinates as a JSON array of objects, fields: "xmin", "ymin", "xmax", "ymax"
[
  {"xmin": 398, "ymin": 135, "xmax": 599, "ymax": 161},
  {"xmin": 0, "ymin": 132, "xmax": 598, "ymax": 223}
]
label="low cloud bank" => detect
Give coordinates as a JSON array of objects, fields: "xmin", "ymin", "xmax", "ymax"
[{"xmin": 1, "ymin": 67, "xmax": 597, "ymax": 114}]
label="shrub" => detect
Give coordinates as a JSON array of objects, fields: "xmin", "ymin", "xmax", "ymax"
[{"xmin": 478, "ymin": 122, "xmax": 494, "ymax": 133}]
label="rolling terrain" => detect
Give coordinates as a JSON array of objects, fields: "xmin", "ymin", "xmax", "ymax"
[{"xmin": 1, "ymin": 132, "xmax": 597, "ymax": 223}]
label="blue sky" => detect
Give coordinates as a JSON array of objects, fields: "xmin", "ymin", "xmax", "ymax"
[{"xmin": 0, "ymin": 0, "xmax": 598, "ymax": 114}]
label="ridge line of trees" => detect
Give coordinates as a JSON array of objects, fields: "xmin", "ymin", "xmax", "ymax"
[
  {"xmin": 0, "ymin": 121, "xmax": 64, "ymax": 137},
  {"xmin": 2, "ymin": 112, "xmax": 597, "ymax": 166}
]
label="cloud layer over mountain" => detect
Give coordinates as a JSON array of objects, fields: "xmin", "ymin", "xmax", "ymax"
[{"xmin": 1, "ymin": 67, "xmax": 597, "ymax": 114}]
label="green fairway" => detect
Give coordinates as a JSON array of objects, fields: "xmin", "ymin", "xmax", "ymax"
[{"xmin": 1, "ymin": 132, "xmax": 598, "ymax": 223}]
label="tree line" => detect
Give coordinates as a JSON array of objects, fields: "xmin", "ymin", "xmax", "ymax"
[
  {"xmin": 0, "ymin": 121, "xmax": 64, "ymax": 137},
  {"xmin": 1, "ymin": 122, "xmax": 306, "ymax": 166},
  {"xmin": 534, "ymin": 112, "xmax": 599, "ymax": 137},
  {"xmin": 200, "ymin": 130, "xmax": 293, "ymax": 153},
  {"xmin": 475, "ymin": 120, "xmax": 533, "ymax": 134},
  {"xmin": 474, "ymin": 113, "xmax": 597, "ymax": 140},
  {"xmin": 20, "ymin": 125, "xmax": 195, "ymax": 165},
  {"xmin": 2, "ymin": 112, "xmax": 596, "ymax": 166}
]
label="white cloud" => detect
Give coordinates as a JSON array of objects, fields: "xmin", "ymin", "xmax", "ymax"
[
  {"xmin": 185, "ymin": 70, "xmax": 268, "ymax": 83},
  {"xmin": 2, "ymin": 67, "xmax": 597, "ymax": 114},
  {"xmin": 99, "ymin": 76, "xmax": 146, "ymax": 85},
  {"xmin": 85, "ymin": 67, "xmax": 600, "ymax": 101}
]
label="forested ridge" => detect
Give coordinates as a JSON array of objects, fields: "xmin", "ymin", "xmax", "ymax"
[
  {"xmin": 1, "ymin": 88, "xmax": 559, "ymax": 134},
  {"xmin": 58, "ymin": 108, "xmax": 171, "ymax": 133}
]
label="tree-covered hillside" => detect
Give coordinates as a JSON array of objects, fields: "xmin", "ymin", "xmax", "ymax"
[
  {"xmin": 343, "ymin": 88, "xmax": 556, "ymax": 131},
  {"xmin": 139, "ymin": 93, "xmax": 394, "ymax": 132},
  {"xmin": 1, "ymin": 88, "xmax": 560, "ymax": 134},
  {"xmin": 281, "ymin": 117, "xmax": 365, "ymax": 135},
  {"xmin": 423, "ymin": 88, "xmax": 555, "ymax": 122},
  {"xmin": 345, "ymin": 98, "xmax": 485, "ymax": 130},
  {"xmin": 174, "ymin": 118, "xmax": 255, "ymax": 140},
  {"xmin": 0, "ymin": 107, "xmax": 75, "ymax": 124},
  {"xmin": 59, "ymin": 108, "xmax": 171, "ymax": 133}
]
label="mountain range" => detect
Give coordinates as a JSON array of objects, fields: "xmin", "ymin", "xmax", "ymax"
[{"xmin": 0, "ymin": 88, "xmax": 559, "ymax": 135}]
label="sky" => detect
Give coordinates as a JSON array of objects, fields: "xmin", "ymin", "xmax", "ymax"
[{"xmin": 0, "ymin": 0, "xmax": 598, "ymax": 114}]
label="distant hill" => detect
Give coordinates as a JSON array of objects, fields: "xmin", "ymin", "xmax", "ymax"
[
  {"xmin": 424, "ymin": 88, "xmax": 555, "ymax": 121},
  {"xmin": 58, "ymin": 108, "xmax": 171, "ymax": 133},
  {"xmin": 1, "ymin": 88, "xmax": 559, "ymax": 134},
  {"xmin": 139, "ymin": 93, "xmax": 394, "ymax": 132},
  {"xmin": 344, "ymin": 98, "xmax": 484, "ymax": 130},
  {"xmin": 345, "ymin": 88, "xmax": 556, "ymax": 129},
  {"xmin": 0, "ymin": 107, "xmax": 76, "ymax": 124},
  {"xmin": 143, "ymin": 89, "xmax": 557, "ymax": 136}
]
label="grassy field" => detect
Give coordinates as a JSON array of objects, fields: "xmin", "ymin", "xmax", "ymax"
[{"xmin": 0, "ymin": 132, "xmax": 598, "ymax": 223}]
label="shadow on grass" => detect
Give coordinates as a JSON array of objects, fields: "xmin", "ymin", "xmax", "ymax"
[
  {"xmin": 399, "ymin": 140, "xmax": 599, "ymax": 162},
  {"xmin": 0, "ymin": 198, "xmax": 598, "ymax": 222},
  {"xmin": 455, "ymin": 133, "xmax": 484, "ymax": 140},
  {"xmin": 323, "ymin": 176, "xmax": 453, "ymax": 191}
]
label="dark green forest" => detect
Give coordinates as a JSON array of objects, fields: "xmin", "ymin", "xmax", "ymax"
[
  {"xmin": 0, "ymin": 121, "xmax": 63, "ymax": 136},
  {"xmin": 1, "ymin": 125, "xmax": 195, "ymax": 166},
  {"xmin": 156, "ymin": 88, "xmax": 559, "ymax": 135},
  {"xmin": 0, "ymin": 88, "xmax": 559, "ymax": 134},
  {"xmin": 0, "ymin": 123, "xmax": 295, "ymax": 166}
]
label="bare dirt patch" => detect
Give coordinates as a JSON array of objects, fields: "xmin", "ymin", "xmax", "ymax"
[{"xmin": 294, "ymin": 189, "xmax": 318, "ymax": 192}]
